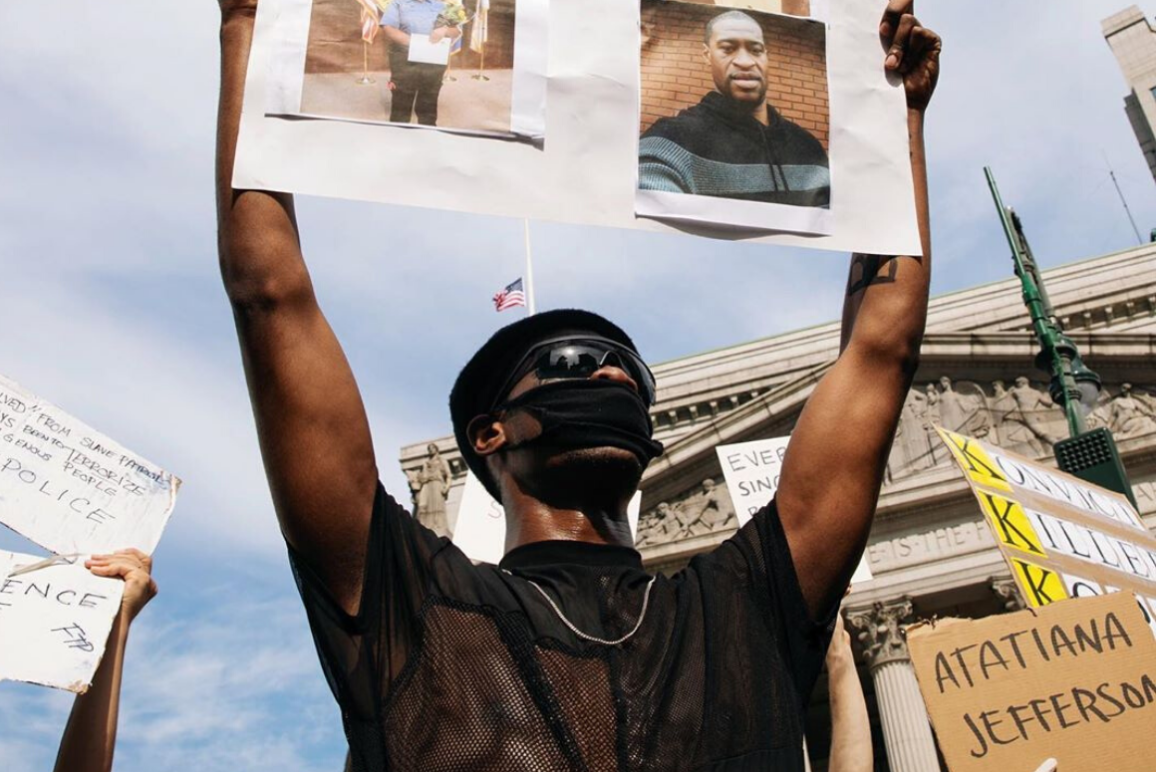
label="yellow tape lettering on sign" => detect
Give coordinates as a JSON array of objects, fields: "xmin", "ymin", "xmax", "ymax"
[
  {"xmin": 937, "ymin": 428, "xmax": 1012, "ymax": 493},
  {"xmin": 976, "ymin": 491, "xmax": 1046, "ymax": 557},
  {"xmin": 1011, "ymin": 557, "xmax": 1069, "ymax": 608}
]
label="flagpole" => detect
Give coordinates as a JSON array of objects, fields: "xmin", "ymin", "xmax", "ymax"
[
  {"xmin": 357, "ymin": 39, "xmax": 375, "ymax": 85},
  {"xmin": 523, "ymin": 218, "xmax": 537, "ymax": 316},
  {"xmin": 471, "ymin": 5, "xmax": 490, "ymax": 82}
]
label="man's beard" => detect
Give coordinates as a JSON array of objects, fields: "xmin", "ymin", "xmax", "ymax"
[{"xmin": 727, "ymin": 74, "xmax": 766, "ymax": 106}]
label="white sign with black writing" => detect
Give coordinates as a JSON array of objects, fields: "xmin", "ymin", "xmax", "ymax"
[
  {"xmin": 0, "ymin": 374, "xmax": 180, "ymax": 555},
  {"xmin": 715, "ymin": 437, "xmax": 792, "ymax": 528},
  {"xmin": 0, "ymin": 550, "xmax": 124, "ymax": 692},
  {"xmin": 716, "ymin": 436, "xmax": 872, "ymax": 583},
  {"xmin": 453, "ymin": 473, "xmax": 641, "ymax": 565}
]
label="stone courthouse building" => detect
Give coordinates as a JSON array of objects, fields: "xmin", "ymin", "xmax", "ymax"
[{"xmin": 401, "ymin": 244, "xmax": 1156, "ymax": 771}]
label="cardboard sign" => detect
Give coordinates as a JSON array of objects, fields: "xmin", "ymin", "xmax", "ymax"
[
  {"xmin": 0, "ymin": 374, "xmax": 180, "ymax": 555},
  {"xmin": 0, "ymin": 550, "xmax": 124, "ymax": 693},
  {"xmin": 937, "ymin": 428, "xmax": 1156, "ymax": 612},
  {"xmin": 716, "ymin": 436, "xmax": 872, "ymax": 583},
  {"xmin": 907, "ymin": 592, "xmax": 1156, "ymax": 772},
  {"xmin": 452, "ymin": 473, "xmax": 641, "ymax": 564}
]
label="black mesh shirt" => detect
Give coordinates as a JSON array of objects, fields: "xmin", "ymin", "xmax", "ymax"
[{"xmin": 289, "ymin": 484, "xmax": 838, "ymax": 772}]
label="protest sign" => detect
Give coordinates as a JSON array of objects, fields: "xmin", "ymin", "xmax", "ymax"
[
  {"xmin": 0, "ymin": 374, "xmax": 180, "ymax": 556},
  {"xmin": 235, "ymin": 0, "xmax": 921, "ymax": 254},
  {"xmin": 716, "ymin": 436, "xmax": 791, "ymax": 527},
  {"xmin": 0, "ymin": 550, "xmax": 124, "ymax": 693},
  {"xmin": 453, "ymin": 473, "xmax": 641, "ymax": 564},
  {"xmin": 907, "ymin": 591, "xmax": 1156, "ymax": 772},
  {"xmin": 716, "ymin": 436, "xmax": 872, "ymax": 582},
  {"xmin": 936, "ymin": 428, "xmax": 1156, "ymax": 623}
]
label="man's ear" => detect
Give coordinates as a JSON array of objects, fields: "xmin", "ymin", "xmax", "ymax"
[
  {"xmin": 702, "ymin": 43, "xmax": 711, "ymax": 66},
  {"xmin": 467, "ymin": 414, "xmax": 507, "ymax": 457}
]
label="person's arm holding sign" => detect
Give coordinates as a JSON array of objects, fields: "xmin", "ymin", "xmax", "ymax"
[
  {"xmin": 54, "ymin": 550, "xmax": 158, "ymax": 772},
  {"xmin": 825, "ymin": 612, "xmax": 872, "ymax": 772},
  {"xmin": 217, "ymin": 0, "xmax": 378, "ymax": 616},
  {"xmin": 776, "ymin": 0, "xmax": 941, "ymax": 618}
]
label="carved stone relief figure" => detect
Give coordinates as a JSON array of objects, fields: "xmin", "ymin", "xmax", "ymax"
[
  {"xmin": 1107, "ymin": 383, "xmax": 1156, "ymax": 439},
  {"xmin": 413, "ymin": 443, "xmax": 452, "ymax": 537},
  {"xmin": 636, "ymin": 501, "xmax": 687, "ymax": 548},
  {"xmin": 679, "ymin": 478, "xmax": 737, "ymax": 536},
  {"xmin": 887, "ymin": 375, "xmax": 1068, "ymax": 480},
  {"xmin": 890, "ymin": 388, "xmax": 936, "ymax": 478},
  {"xmin": 923, "ymin": 384, "xmax": 947, "ymax": 465},
  {"xmin": 936, "ymin": 376, "xmax": 992, "ymax": 438},
  {"xmin": 999, "ymin": 376, "xmax": 1060, "ymax": 458}
]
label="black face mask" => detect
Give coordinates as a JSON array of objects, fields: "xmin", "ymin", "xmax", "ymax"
[{"xmin": 495, "ymin": 380, "xmax": 665, "ymax": 465}]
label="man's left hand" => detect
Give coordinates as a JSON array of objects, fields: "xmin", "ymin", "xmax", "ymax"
[
  {"xmin": 880, "ymin": 1, "xmax": 941, "ymax": 112},
  {"xmin": 429, "ymin": 26, "xmax": 460, "ymax": 44}
]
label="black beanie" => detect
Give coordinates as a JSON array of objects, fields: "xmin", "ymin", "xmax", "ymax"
[{"xmin": 449, "ymin": 309, "xmax": 641, "ymax": 500}]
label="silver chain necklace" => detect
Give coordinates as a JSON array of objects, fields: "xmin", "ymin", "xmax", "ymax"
[{"xmin": 503, "ymin": 569, "xmax": 657, "ymax": 646}]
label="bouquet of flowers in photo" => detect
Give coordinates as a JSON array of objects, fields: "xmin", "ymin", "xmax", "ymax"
[{"xmin": 435, "ymin": 0, "xmax": 469, "ymax": 29}]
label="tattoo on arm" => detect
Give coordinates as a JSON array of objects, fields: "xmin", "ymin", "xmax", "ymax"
[{"xmin": 846, "ymin": 253, "xmax": 898, "ymax": 297}]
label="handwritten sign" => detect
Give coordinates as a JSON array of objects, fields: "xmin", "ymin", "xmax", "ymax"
[
  {"xmin": 716, "ymin": 436, "xmax": 872, "ymax": 583},
  {"xmin": 452, "ymin": 473, "xmax": 641, "ymax": 564},
  {"xmin": 907, "ymin": 591, "xmax": 1156, "ymax": 772},
  {"xmin": 937, "ymin": 428, "xmax": 1156, "ymax": 616},
  {"xmin": 0, "ymin": 550, "xmax": 124, "ymax": 692},
  {"xmin": 0, "ymin": 374, "xmax": 180, "ymax": 555},
  {"xmin": 716, "ymin": 437, "xmax": 792, "ymax": 527}
]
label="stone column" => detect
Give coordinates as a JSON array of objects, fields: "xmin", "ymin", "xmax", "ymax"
[{"xmin": 848, "ymin": 599, "xmax": 939, "ymax": 772}]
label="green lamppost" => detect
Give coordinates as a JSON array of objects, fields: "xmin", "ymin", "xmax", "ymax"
[{"xmin": 985, "ymin": 168, "xmax": 1137, "ymax": 507}]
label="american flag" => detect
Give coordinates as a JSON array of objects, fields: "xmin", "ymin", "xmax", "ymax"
[
  {"xmin": 356, "ymin": 0, "xmax": 380, "ymax": 43},
  {"xmin": 493, "ymin": 278, "xmax": 526, "ymax": 312}
]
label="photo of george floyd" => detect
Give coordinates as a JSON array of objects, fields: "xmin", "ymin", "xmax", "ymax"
[
  {"xmin": 299, "ymin": 0, "xmax": 518, "ymax": 134},
  {"xmin": 638, "ymin": 0, "xmax": 830, "ymax": 213}
]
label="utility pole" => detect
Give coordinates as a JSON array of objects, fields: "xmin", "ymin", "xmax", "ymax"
[{"xmin": 985, "ymin": 168, "xmax": 1137, "ymax": 507}]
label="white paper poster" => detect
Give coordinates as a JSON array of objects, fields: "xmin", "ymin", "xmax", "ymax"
[
  {"xmin": 453, "ymin": 473, "xmax": 641, "ymax": 564},
  {"xmin": 0, "ymin": 550, "xmax": 124, "ymax": 693},
  {"xmin": 0, "ymin": 374, "xmax": 180, "ymax": 556},
  {"xmin": 716, "ymin": 436, "xmax": 872, "ymax": 583},
  {"xmin": 236, "ymin": 0, "xmax": 921, "ymax": 255}
]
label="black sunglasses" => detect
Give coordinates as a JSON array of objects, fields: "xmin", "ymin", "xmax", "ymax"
[{"xmin": 492, "ymin": 335, "xmax": 657, "ymax": 409}]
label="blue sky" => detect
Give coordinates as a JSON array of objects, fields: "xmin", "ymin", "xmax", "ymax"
[{"xmin": 1, "ymin": 1, "xmax": 1155, "ymax": 769}]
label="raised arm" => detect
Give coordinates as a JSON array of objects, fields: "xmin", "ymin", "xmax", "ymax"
[
  {"xmin": 825, "ymin": 612, "xmax": 873, "ymax": 772},
  {"xmin": 776, "ymin": 0, "xmax": 940, "ymax": 617},
  {"xmin": 54, "ymin": 551, "xmax": 157, "ymax": 772},
  {"xmin": 217, "ymin": 0, "xmax": 378, "ymax": 613}
]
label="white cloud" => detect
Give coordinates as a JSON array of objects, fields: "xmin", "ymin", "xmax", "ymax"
[{"xmin": 1, "ymin": 582, "xmax": 344, "ymax": 772}]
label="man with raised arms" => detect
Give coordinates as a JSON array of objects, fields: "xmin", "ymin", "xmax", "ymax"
[{"xmin": 214, "ymin": 0, "xmax": 939, "ymax": 768}]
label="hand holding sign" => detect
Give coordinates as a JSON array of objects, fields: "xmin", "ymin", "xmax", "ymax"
[
  {"xmin": 879, "ymin": 0, "xmax": 942, "ymax": 112},
  {"xmin": 85, "ymin": 549, "xmax": 157, "ymax": 623}
]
